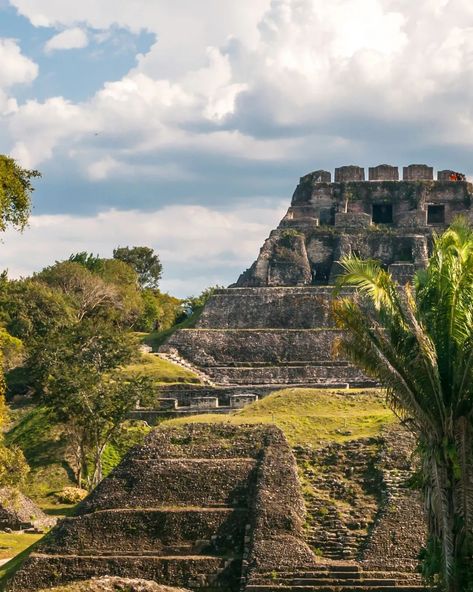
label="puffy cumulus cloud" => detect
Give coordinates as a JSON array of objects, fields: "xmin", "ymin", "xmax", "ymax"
[
  {"xmin": 1, "ymin": 201, "xmax": 286, "ymax": 295},
  {"xmin": 0, "ymin": 38, "xmax": 37, "ymax": 89},
  {"xmin": 0, "ymin": 38, "xmax": 37, "ymax": 120},
  {"xmin": 8, "ymin": 96, "xmax": 94, "ymax": 168},
  {"xmin": 5, "ymin": 0, "xmax": 473, "ymax": 185},
  {"xmin": 44, "ymin": 27, "xmax": 88, "ymax": 53}
]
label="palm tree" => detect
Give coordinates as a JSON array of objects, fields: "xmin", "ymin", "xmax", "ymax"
[{"xmin": 333, "ymin": 219, "xmax": 473, "ymax": 592}]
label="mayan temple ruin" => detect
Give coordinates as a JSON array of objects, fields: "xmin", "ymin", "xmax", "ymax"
[
  {"xmin": 158, "ymin": 163, "xmax": 473, "ymax": 404},
  {"xmin": 8, "ymin": 164, "xmax": 473, "ymax": 591}
]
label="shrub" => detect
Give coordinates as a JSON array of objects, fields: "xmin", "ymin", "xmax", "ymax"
[{"xmin": 55, "ymin": 487, "xmax": 88, "ymax": 504}]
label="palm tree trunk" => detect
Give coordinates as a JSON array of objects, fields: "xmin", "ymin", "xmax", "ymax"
[{"xmin": 428, "ymin": 441, "xmax": 473, "ymax": 592}]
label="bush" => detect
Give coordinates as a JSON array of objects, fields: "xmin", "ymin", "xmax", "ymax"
[{"xmin": 54, "ymin": 486, "xmax": 88, "ymax": 504}]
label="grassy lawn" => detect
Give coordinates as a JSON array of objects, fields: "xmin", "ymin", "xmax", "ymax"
[
  {"xmin": 163, "ymin": 387, "xmax": 396, "ymax": 447},
  {"xmin": 0, "ymin": 532, "xmax": 43, "ymax": 561},
  {"xmin": 6, "ymin": 406, "xmax": 73, "ymax": 502},
  {"xmin": 121, "ymin": 352, "xmax": 200, "ymax": 384}
]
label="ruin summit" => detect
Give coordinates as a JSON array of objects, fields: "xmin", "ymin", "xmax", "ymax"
[{"xmin": 236, "ymin": 163, "xmax": 472, "ymax": 287}]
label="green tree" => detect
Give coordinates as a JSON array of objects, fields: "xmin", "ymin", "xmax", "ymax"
[
  {"xmin": 0, "ymin": 332, "xmax": 29, "ymax": 486},
  {"xmin": 113, "ymin": 246, "xmax": 162, "ymax": 289},
  {"xmin": 40, "ymin": 319, "xmax": 148, "ymax": 488},
  {"xmin": 183, "ymin": 285, "xmax": 223, "ymax": 315},
  {"xmin": 68, "ymin": 252, "xmax": 102, "ymax": 273},
  {"xmin": 333, "ymin": 220, "xmax": 473, "ymax": 592},
  {"xmin": 0, "ymin": 155, "xmax": 40, "ymax": 232},
  {"xmin": 0, "ymin": 278, "xmax": 74, "ymax": 340}
]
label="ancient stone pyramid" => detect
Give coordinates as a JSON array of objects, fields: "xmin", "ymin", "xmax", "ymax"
[
  {"xmin": 9, "ymin": 424, "xmax": 312, "ymax": 592},
  {"xmin": 160, "ymin": 164, "xmax": 473, "ymax": 400}
]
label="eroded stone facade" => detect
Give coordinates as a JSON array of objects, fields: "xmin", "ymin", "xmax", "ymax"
[{"xmin": 236, "ymin": 164, "xmax": 472, "ymax": 287}]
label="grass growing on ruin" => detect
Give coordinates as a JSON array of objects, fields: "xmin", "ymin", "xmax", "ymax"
[
  {"xmin": 121, "ymin": 352, "xmax": 201, "ymax": 384},
  {"xmin": 143, "ymin": 307, "xmax": 203, "ymax": 351},
  {"xmin": 163, "ymin": 388, "xmax": 396, "ymax": 447}
]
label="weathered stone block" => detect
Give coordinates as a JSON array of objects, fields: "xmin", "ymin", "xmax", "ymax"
[
  {"xmin": 368, "ymin": 164, "xmax": 399, "ymax": 181},
  {"xmin": 388, "ymin": 262, "xmax": 415, "ymax": 284},
  {"xmin": 334, "ymin": 165, "xmax": 365, "ymax": 182},
  {"xmin": 437, "ymin": 169, "xmax": 464, "ymax": 181},
  {"xmin": 334, "ymin": 212, "xmax": 372, "ymax": 228},
  {"xmin": 157, "ymin": 398, "xmax": 178, "ymax": 410},
  {"xmin": 300, "ymin": 170, "xmax": 331, "ymax": 183},
  {"xmin": 230, "ymin": 394, "xmax": 258, "ymax": 408},
  {"xmin": 190, "ymin": 397, "xmax": 218, "ymax": 409},
  {"xmin": 402, "ymin": 164, "xmax": 433, "ymax": 180}
]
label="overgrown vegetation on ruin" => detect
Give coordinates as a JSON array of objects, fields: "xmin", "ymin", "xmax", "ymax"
[{"xmin": 334, "ymin": 218, "xmax": 473, "ymax": 592}]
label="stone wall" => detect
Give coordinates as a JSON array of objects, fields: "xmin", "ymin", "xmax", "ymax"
[
  {"xmin": 245, "ymin": 428, "xmax": 315, "ymax": 580},
  {"xmin": 163, "ymin": 329, "xmax": 347, "ymax": 366},
  {"xmin": 197, "ymin": 288, "xmax": 339, "ymax": 329}
]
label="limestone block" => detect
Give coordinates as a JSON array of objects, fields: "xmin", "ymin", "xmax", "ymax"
[
  {"xmin": 388, "ymin": 262, "xmax": 415, "ymax": 284},
  {"xmin": 437, "ymin": 169, "xmax": 466, "ymax": 181},
  {"xmin": 334, "ymin": 165, "xmax": 365, "ymax": 182},
  {"xmin": 334, "ymin": 212, "xmax": 372, "ymax": 228},
  {"xmin": 368, "ymin": 164, "xmax": 399, "ymax": 181},
  {"xmin": 230, "ymin": 394, "xmax": 258, "ymax": 409},
  {"xmin": 300, "ymin": 170, "xmax": 331, "ymax": 183},
  {"xmin": 190, "ymin": 397, "xmax": 219, "ymax": 409},
  {"xmin": 157, "ymin": 398, "xmax": 178, "ymax": 410},
  {"xmin": 402, "ymin": 164, "xmax": 433, "ymax": 180}
]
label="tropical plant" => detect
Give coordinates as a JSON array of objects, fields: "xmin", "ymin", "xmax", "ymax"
[{"xmin": 333, "ymin": 219, "xmax": 473, "ymax": 592}]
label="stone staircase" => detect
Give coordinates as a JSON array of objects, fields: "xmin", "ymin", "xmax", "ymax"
[
  {"xmin": 304, "ymin": 503, "xmax": 366, "ymax": 560},
  {"xmin": 246, "ymin": 564, "xmax": 428, "ymax": 591},
  {"xmin": 295, "ymin": 439, "xmax": 381, "ymax": 562},
  {"xmin": 157, "ymin": 351, "xmax": 215, "ymax": 386}
]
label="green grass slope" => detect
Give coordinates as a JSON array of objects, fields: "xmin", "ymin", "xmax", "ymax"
[
  {"xmin": 121, "ymin": 352, "xmax": 200, "ymax": 384},
  {"xmin": 163, "ymin": 388, "xmax": 396, "ymax": 447}
]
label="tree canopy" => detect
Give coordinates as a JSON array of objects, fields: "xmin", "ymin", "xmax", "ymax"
[
  {"xmin": 0, "ymin": 155, "xmax": 40, "ymax": 232},
  {"xmin": 113, "ymin": 246, "xmax": 162, "ymax": 289}
]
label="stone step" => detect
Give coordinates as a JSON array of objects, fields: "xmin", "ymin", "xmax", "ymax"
[
  {"xmin": 256, "ymin": 578, "xmax": 416, "ymax": 587},
  {"xmin": 157, "ymin": 352, "xmax": 215, "ymax": 386},
  {"xmin": 9, "ymin": 554, "xmax": 241, "ymax": 591},
  {"xmin": 40, "ymin": 506, "xmax": 248, "ymax": 556},
  {"xmin": 255, "ymin": 571, "xmax": 421, "ymax": 581},
  {"xmin": 78, "ymin": 457, "xmax": 257, "ymax": 513},
  {"xmin": 246, "ymin": 585, "xmax": 428, "ymax": 592}
]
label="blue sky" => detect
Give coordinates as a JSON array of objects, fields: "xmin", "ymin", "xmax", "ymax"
[{"xmin": 2, "ymin": 0, "xmax": 473, "ymax": 295}]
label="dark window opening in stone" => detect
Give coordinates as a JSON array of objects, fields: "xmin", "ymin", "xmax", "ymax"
[
  {"xmin": 398, "ymin": 245, "xmax": 413, "ymax": 262},
  {"xmin": 372, "ymin": 203, "xmax": 393, "ymax": 224},
  {"xmin": 319, "ymin": 207, "xmax": 335, "ymax": 225},
  {"xmin": 427, "ymin": 204, "xmax": 445, "ymax": 224}
]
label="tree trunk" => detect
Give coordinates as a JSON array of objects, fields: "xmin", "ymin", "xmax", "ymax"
[{"xmin": 428, "ymin": 439, "xmax": 473, "ymax": 592}]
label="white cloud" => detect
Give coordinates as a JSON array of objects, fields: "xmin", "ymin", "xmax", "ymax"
[
  {"xmin": 0, "ymin": 38, "xmax": 37, "ymax": 88},
  {"xmin": 44, "ymin": 27, "xmax": 88, "ymax": 53},
  {"xmin": 6, "ymin": 0, "xmax": 473, "ymax": 176},
  {"xmin": 0, "ymin": 202, "xmax": 286, "ymax": 295}
]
